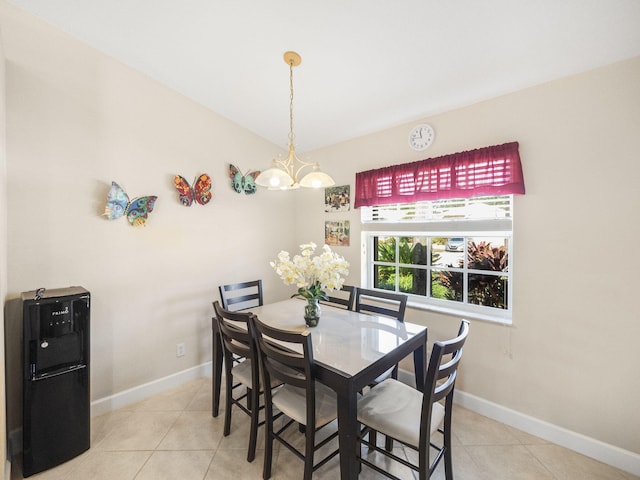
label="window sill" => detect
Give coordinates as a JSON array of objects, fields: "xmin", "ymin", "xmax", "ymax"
[{"xmin": 407, "ymin": 300, "xmax": 512, "ymax": 325}]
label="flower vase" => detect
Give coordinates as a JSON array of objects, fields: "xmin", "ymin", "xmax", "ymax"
[{"xmin": 304, "ymin": 298, "xmax": 321, "ymax": 327}]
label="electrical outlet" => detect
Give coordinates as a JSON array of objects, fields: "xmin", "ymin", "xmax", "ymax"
[{"xmin": 176, "ymin": 343, "xmax": 186, "ymax": 357}]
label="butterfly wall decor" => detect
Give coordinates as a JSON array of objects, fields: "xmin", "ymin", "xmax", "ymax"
[
  {"xmin": 103, "ymin": 181, "xmax": 158, "ymax": 227},
  {"xmin": 174, "ymin": 173, "xmax": 212, "ymax": 206},
  {"xmin": 229, "ymin": 164, "xmax": 260, "ymax": 195}
]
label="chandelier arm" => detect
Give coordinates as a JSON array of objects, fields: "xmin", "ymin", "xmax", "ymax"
[
  {"xmin": 271, "ymin": 157, "xmax": 294, "ymax": 174},
  {"xmin": 293, "ymin": 157, "xmax": 315, "ymax": 181}
]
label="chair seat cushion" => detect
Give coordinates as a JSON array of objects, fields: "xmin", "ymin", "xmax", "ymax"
[
  {"xmin": 231, "ymin": 360, "xmax": 280, "ymax": 390},
  {"xmin": 357, "ymin": 379, "xmax": 444, "ymax": 448},
  {"xmin": 272, "ymin": 381, "xmax": 337, "ymax": 428}
]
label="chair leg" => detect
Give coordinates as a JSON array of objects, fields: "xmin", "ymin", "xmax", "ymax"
[
  {"xmin": 384, "ymin": 435, "xmax": 393, "ymax": 451},
  {"xmin": 246, "ymin": 387, "xmax": 253, "ymax": 410},
  {"xmin": 303, "ymin": 422, "xmax": 315, "ymax": 480},
  {"xmin": 263, "ymin": 406, "xmax": 274, "ymax": 480},
  {"xmin": 368, "ymin": 430, "xmax": 377, "ymax": 450},
  {"xmin": 247, "ymin": 386, "xmax": 260, "ymax": 462},
  {"xmin": 223, "ymin": 372, "xmax": 233, "ymax": 437},
  {"xmin": 443, "ymin": 426, "xmax": 453, "ymax": 480}
]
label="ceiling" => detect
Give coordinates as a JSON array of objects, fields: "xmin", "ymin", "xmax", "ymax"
[{"xmin": 6, "ymin": 0, "xmax": 640, "ymax": 150}]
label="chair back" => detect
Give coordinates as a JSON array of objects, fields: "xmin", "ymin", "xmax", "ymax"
[
  {"xmin": 355, "ymin": 288, "xmax": 407, "ymax": 321},
  {"xmin": 322, "ymin": 285, "xmax": 357, "ymax": 310},
  {"xmin": 251, "ymin": 316, "xmax": 317, "ymax": 423},
  {"xmin": 213, "ymin": 300, "xmax": 257, "ymax": 365},
  {"xmin": 219, "ymin": 279, "xmax": 263, "ymax": 311},
  {"xmin": 421, "ymin": 320, "xmax": 470, "ymax": 443}
]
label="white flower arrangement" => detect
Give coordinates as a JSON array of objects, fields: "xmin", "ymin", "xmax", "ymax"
[{"xmin": 270, "ymin": 242, "xmax": 350, "ymax": 300}]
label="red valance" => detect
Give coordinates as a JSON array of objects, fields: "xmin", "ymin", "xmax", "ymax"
[{"xmin": 354, "ymin": 142, "xmax": 525, "ymax": 208}]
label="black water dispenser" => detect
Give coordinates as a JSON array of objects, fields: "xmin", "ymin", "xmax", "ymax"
[{"xmin": 21, "ymin": 286, "xmax": 90, "ymax": 477}]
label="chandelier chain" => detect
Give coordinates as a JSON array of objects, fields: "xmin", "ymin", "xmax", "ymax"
[{"xmin": 289, "ymin": 58, "xmax": 295, "ymax": 145}]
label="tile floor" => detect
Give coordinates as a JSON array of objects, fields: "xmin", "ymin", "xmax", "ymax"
[{"xmin": 11, "ymin": 376, "xmax": 639, "ymax": 480}]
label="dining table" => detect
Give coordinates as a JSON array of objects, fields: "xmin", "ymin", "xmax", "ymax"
[{"xmin": 211, "ymin": 297, "xmax": 428, "ymax": 480}]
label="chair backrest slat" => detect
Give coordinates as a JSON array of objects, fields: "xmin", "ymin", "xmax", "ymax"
[
  {"xmin": 355, "ymin": 288, "xmax": 407, "ymax": 321},
  {"xmin": 322, "ymin": 285, "xmax": 357, "ymax": 310},
  {"xmin": 219, "ymin": 280, "xmax": 263, "ymax": 311},
  {"xmin": 213, "ymin": 300, "xmax": 257, "ymax": 365}
]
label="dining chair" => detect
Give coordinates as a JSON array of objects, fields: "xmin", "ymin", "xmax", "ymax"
[
  {"xmin": 251, "ymin": 315, "xmax": 339, "ymax": 480},
  {"xmin": 357, "ymin": 320, "xmax": 470, "ymax": 480},
  {"xmin": 355, "ymin": 288, "xmax": 408, "ymax": 383},
  {"xmin": 218, "ymin": 279, "xmax": 263, "ymax": 311},
  {"xmin": 321, "ymin": 284, "xmax": 357, "ymax": 310},
  {"xmin": 212, "ymin": 300, "xmax": 281, "ymax": 462}
]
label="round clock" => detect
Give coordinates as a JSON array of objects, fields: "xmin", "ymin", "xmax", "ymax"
[{"xmin": 408, "ymin": 124, "xmax": 435, "ymax": 151}]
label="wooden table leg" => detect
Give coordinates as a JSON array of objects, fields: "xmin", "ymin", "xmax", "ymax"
[
  {"xmin": 413, "ymin": 343, "xmax": 426, "ymax": 392},
  {"xmin": 336, "ymin": 384, "xmax": 359, "ymax": 480}
]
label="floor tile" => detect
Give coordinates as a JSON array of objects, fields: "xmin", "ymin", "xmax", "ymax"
[
  {"xmin": 135, "ymin": 450, "xmax": 214, "ymax": 480},
  {"xmin": 526, "ymin": 444, "xmax": 632, "ymax": 480},
  {"xmin": 11, "ymin": 376, "xmax": 639, "ymax": 480},
  {"xmin": 453, "ymin": 407, "xmax": 521, "ymax": 446},
  {"xmin": 465, "ymin": 444, "xmax": 556, "ymax": 480},
  {"xmin": 62, "ymin": 450, "xmax": 151, "ymax": 480},
  {"xmin": 96, "ymin": 411, "xmax": 180, "ymax": 451},
  {"xmin": 157, "ymin": 411, "xmax": 223, "ymax": 450}
]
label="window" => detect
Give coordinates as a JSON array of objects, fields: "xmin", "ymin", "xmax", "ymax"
[
  {"xmin": 356, "ymin": 142, "xmax": 525, "ymax": 323},
  {"xmin": 361, "ymin": 196, "xmax": 513, "ymax": 323}
]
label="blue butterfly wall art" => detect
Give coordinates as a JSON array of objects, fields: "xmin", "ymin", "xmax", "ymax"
[
  {"xmin": 103, "ymin": 181, "xmax": 157, "ymax": 227},
  {"xmin": 229, "ymin": 164, "xmax": 260, "ymax": 195},
  {"xmin": 173, "ymin": 173, "xmax": 212, "ymax": 206}
]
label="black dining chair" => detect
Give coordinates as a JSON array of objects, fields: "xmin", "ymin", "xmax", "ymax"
[
  {"xmin": 218, "ymin": 279, "xmax": 263, "ymax": 311},
  {"xmin": 355, "ymin": 288, "xmax": 408, "ymax": 383},
  {"xmin": 357, "ymin": 320, "xmax": 470, "ymax": 480},
  {"xmin": 212, "ymin": 301, "xmax": 281, "ymax": 462},
  {"xmin": 320, "ymin": 284, "xmax": 357, "ymax": 310},
  {"xmin": 251, "ymin": 315, "xmax": 339, "ymax": 480}
]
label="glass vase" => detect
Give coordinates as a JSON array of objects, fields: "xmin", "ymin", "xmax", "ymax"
[{"xmin": 304, "ymin": 298, "xmax": 322, "ymax": 327}]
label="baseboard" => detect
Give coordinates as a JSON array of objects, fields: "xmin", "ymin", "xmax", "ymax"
[
  {"xmin": 454, "ymin": 389, "xmax": 640, "ymax": 477},
  {"xmin": 90, "ymin": 362, "xmax": 212, "ymax": 417}
]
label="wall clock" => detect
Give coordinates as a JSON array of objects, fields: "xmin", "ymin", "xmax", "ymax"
[{"xmin": 408, "ymin": 124, "xmax": 435, "ymax": 151}]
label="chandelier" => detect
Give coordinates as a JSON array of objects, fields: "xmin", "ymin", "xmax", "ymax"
[{"xmin": 255, "ymin": 51, "xmax": 335, "ymax": 190}]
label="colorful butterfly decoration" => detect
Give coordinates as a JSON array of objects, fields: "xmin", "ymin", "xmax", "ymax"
[
  {"xmin": 104, "ymin": 181, "xmax": 157, "ymax": 227},
  {"xmin": 173, "ymin": 173, "xmax": 212, "ymax": 206},
  {"xmin": 229, "ymin": 164, "xmax": 260, "ymax": 195}
]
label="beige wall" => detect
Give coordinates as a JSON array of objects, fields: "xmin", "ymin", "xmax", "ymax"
[
  {"xmin": 0, "ymin": 2, "xmax": 296, "ymax": 443},
  {"xmin": 299, "ymin": 56, "xmax": 640, "ymax": 455},
  {"xmin": 1, "ymin": 0, "xmax": 639, "ymax": 472},
  {"xmin": 0, "ymin": 9, "xmax": 8, "ymax": 476}
]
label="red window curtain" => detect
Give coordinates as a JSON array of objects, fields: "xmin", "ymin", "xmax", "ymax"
[{"xmin": 354, "ymin": 141, "xmax": 525, "ymax": 208}]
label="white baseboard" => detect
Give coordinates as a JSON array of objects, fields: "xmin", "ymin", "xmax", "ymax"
[
  {"xmin": 454, "ymin": 390, "xmax": 640, "ymax": 477},
  {"xmin": 90, "ymin": 362, "xmax": 212, "ymax": 417}
]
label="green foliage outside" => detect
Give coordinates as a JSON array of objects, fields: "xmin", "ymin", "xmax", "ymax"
[
  {"xmin": 438, "ymin": 240, "xmax": 508, "ymax": 309},
  {"xmin": 374, "ymin": 236, "xmax": 508, "ymax": 309}
]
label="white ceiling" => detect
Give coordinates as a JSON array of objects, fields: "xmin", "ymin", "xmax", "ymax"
[{"xmin": 7, "ymin": 0, "xmax": 640, "ymax": 150}]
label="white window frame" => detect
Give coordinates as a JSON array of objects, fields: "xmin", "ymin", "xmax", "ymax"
[{"xmin": 360, "ymin": 196, "xmax": 513, "ymax": 324}]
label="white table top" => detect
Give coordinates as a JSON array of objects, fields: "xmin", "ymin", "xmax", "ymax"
[{"xmin": 247, "ymin": 298, "xmax": 426, "ymax": 378}]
